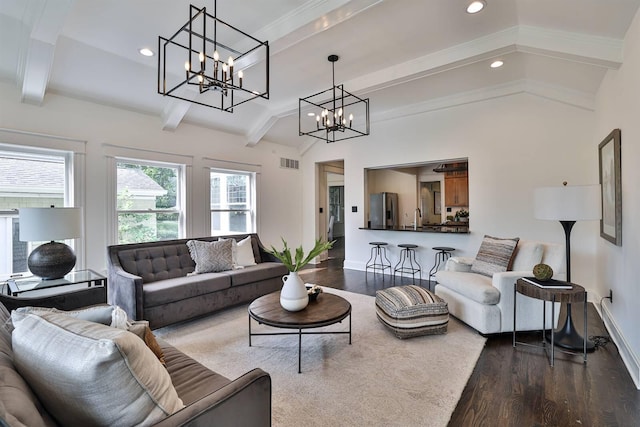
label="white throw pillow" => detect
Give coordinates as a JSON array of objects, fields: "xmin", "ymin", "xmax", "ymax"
[
  {"xmin": 235, "ymin": 236, "xmax": 257, "ymax": 267},
  {"xmin": 11, "ymin": 311, "xmax": 184, "ymax": 427},
  {"xmin": 219, "ymin": 236, "xmax": 257, "ymax": 268},
  {"xmin": 511, "ymin": 241, "xmax": 544, "ymax": 271}
]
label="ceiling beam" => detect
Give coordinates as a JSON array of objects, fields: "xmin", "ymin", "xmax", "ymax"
[
  {"xmin": 161, "ymin": 99, "xmax": 192, "ymax": 132},
  {"xmin": 18, "ymin": 0, "xmax": 74, "ymax": 105},
  {"xmin": 348, "ymin": 25, "xmax": 622, "ymax": 95},
  {"xmin": 247, "ymin": 24, "xmax": 622, "ymax": 145}
]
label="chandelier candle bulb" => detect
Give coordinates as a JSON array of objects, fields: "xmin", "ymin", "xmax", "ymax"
[
  {"xmin": 238, "ymin": 70, "xmax": 243, "ymax": 87},
  {"xmin": 213, "ymin": 51, "xmax": 219, "ymax": 78},
  {"xmin": 349, "ymin": 113, "xmax": 353, "ymax": 127},
  {"xmin": 228, "ymin": 57, "xmax": 234, "ymax": 76},
  {"xmin": 198, "ymin": 52, "xmax": 205, "ymax": 65}
]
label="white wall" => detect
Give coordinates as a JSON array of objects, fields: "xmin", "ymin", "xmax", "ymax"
[
  {"xmin": 0, "ymin": 81, "xmax": 303, "ymax": 274},
  {"xmin": 302, "ymin": 92, "xmax": 598, "ymax": 289},
  {"xmin": 594, "ymin": 7, "xmax": 640, "ymax": 387}
]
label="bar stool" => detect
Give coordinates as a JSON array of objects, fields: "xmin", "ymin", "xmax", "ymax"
[
  {"xmin": 429, "ymin": 246, "xmax": 455, "ymax": 281},
  {"xmin": 365, "ymin": 242, "xmax": 392, "ymax": 278},
  {"xmin": 393, "ymin": 244, "xmax": 422, "ymax": 284}
]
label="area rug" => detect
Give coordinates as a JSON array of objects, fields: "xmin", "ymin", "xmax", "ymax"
[{"xmin": 154, "ymin": 289, "xmax": 486, "ymax": 426}]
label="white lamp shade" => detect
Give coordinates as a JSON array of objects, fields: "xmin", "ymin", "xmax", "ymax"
[
  {"xmin": 534, "ymin": 185, "xmax": 601, "ymax": 221},
  {"xmin": 19, "ymin": 207, "xmax": 83, "ymax": 241}
]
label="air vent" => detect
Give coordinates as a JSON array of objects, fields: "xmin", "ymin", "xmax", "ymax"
[{"xmin": 280, "ymin": 158, "xmax": 299, "ymax": 170}]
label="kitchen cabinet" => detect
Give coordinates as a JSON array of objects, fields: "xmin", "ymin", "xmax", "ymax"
[{"xmin": 445, "ymin": 171, "xmax": 468, "ymax": 207}]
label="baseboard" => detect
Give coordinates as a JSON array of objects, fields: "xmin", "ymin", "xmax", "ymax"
[
  {"xmin": 343, "ymin": 261, "xmax": 429, "ymax": 281},
  {"xmin": 342, "ymin": 260, "xmax": 365, "ymax": 271},
  {"xmin": 601, "ymin": 302, "xmax": 640, "ymax": 390}
]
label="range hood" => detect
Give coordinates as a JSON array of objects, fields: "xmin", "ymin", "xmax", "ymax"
[{"xmin": 433, "ymin": 162, "xmax": 468, "ymax": 173}]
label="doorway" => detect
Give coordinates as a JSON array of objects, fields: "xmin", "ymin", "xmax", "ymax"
[
  {"xmin": 420, "ymin": 181, "xmax": 442, "ymax": 225},
  {"xmin": 317, "ymin": 161, "xmax": 345, "ymax": 262}
]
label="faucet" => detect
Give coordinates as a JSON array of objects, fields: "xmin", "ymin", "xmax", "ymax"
[{"xmin": 414, "ymin": 208, "xmax": 422, "ymax": 230}]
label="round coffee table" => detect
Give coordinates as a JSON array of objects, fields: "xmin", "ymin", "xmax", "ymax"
[{"xmin": 248, "ymin": 291, "xmax": 352, "ymax": 373}]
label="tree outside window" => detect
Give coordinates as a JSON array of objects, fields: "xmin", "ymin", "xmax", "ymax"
[{"xmin": 116, "ymin": 161, "xmax": 181, "ymax": 244}]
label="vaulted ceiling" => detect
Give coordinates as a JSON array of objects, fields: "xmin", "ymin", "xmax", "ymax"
[{"xmin": 1, "ymin": 0, "xmax": 639, "ymax": 150}]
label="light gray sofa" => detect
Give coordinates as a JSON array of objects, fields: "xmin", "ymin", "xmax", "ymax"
[
  {"xmin": 107, "ymin": 233, "xmax": 288, "ymax": 329},
  {"xmin": 434, "ymin": 239, "xmax": 566, "ymax": 334},
  {"xmin": 0, "ymin": 302, "xmax": 272, "ymax": 426}
]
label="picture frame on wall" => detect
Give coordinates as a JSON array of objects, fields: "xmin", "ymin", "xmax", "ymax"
[{"xmin": 598, "ymin": 128, "xmax": 622, "ymax": 246}]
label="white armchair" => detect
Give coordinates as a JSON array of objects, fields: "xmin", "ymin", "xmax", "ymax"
[{"xmin": 434, "ymin": 240, "xmax": 566, "ymax": 334}]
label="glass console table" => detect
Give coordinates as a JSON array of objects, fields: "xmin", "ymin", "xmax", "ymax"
[{"xmin": 6, "ymin": 269, "xmax": 106, "ymax": 297}]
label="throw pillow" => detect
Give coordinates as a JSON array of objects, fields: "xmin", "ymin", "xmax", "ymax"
[
  {"xmin": 11, "ymin": 311, "xmax": 184, "ymax": 427},
  {"xmin": 129, "ymin": 320, "xmax": 166, "ymax": 365},
  {"xmin": 10, "ymin": 304, "xmax": 128, "ymax": 330},
  {"xmin": 15, "ymin": 306, "xmax": 166, "ymax": 366},
  {"xmin": 219, "ymin": 236, "xmax": 258, "ymax": 269},
  {"xmin": 186, "ymin": 239, "xmax": 233, "ymax": 273},
  {"xmin": 510, "ymin": 240, "xmax": 544, "ymax": 271},
  {"xmin": 471, "ymin": 235, "xmax": 520, "ymax": 277},
  {"xmin": 235, "ymin": 235, "xmax": 257, "ymax": 267}
]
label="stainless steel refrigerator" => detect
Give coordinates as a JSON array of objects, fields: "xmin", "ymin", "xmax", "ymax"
[{"xmin": 369, "ymin": 192, "xmax": 398, "ymax": 228}]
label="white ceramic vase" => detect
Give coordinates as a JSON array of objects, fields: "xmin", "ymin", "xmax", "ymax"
[{"xmin": 280, "ymin": 271, "xmax": 309, "ymax": 311}]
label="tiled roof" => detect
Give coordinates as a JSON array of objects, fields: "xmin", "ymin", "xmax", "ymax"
[
  {"xmin": 117, "ymin": 168, "xmax": 165, "ymax": 193},
  {"xmin": 0, "ymin": 157, "xmax": 64, "ymax": 192},
  {"xmin": 0, "ymin": 157, "xmax": 165, "ymax": 195}
]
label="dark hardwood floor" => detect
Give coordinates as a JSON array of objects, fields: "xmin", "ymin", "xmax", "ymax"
[{"xmin": 299, "ymin": 258, "xmax": 640, "ymax": 427}]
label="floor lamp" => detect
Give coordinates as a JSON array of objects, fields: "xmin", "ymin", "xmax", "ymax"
[{"xmin": 534, "ymin": 183, "xmax": 601, "ymax": 351}]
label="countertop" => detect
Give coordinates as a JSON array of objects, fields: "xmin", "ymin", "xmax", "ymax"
[{"xmin": 359, "ymin": 223, "xmax": 470, "ymax": 233}]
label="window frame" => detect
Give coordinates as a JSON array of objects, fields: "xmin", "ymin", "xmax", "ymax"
[
  {"xmin": 114, "ymin": 157, "xmax": 186, "ymax": 244},
  {"xmin": 209, "ymin": 168, "xmax": 257, "ymax": 236},
  {"xmin": 0, "ymin": 135, "xmax": 85, "ymax": 278}
]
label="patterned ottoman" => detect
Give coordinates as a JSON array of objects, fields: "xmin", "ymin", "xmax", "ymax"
[{"xmin": 375, "ymin": 285, "xmax": 449, "ymax": 339}]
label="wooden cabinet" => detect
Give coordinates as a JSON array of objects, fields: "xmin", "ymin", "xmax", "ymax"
[{"xmin": 445, "ymin": 171, "xmax": 469, "ymax": 207}]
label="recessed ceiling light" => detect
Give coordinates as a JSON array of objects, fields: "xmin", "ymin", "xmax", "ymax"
[
  {"xmin": 307, "ymin": 112, "xmax": 315, "ymax": 117},
  {"xmin": 490, "ymin": 60, "xmax": 504, "ymax": 68},
  {"xmin": 466, "ymin": 1, "xmax": 486, "ymax": 14},
  {"xmin": 139, "ymin": 48, "xmax": 154, "ymax": 57}
]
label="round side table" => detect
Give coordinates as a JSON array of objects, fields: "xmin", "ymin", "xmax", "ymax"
[{"xmin": 513, "ymin": 278, "xmax": 587, "ymax": 367}]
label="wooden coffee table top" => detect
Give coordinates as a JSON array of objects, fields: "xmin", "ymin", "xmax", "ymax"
[{"xmin": 248, "ymin": 291, "xmax": 351, "ymax": 329}]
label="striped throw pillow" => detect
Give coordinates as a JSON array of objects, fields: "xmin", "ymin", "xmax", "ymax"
[{"xmin": 471, "ymin": 235, "xmax": 520, "ymax": 277}]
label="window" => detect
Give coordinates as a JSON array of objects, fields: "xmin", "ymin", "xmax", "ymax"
[
  {"xmin": 0, "ymin": 148, "xmax": 73, "ymax": 276},
  {"xmin": 116, "ymin": 160, "xmax": 183, "ymax": 244},
  {"xmin": 210, "ymin": 170, "xmax": 255, "ymax": 235}
]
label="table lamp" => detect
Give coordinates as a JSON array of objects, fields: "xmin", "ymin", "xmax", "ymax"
[
  {"xmin": 19, "ymin": 206, "xmax": 82, "ymax": 280},
  {"xmin": 534, "ymin": 182, "xmax": 601, "ymax": 351}
]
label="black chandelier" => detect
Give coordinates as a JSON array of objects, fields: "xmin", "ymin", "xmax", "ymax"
[
  {"xmin": 299, "ymin": 55, "xmax": 370, "ymax": 143},
  {"xmin": 158, "ymin": 2, "xmax": 269, "ymax": 113}
]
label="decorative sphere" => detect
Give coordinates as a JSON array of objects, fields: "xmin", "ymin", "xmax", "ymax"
[{"xmin": 533, "ymin": 263, "xmax": 553, "ymax": 281}]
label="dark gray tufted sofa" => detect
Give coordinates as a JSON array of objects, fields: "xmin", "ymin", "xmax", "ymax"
[{"xmin": 107, "ymin": 233, "xmax": 287, "ymax": 329}]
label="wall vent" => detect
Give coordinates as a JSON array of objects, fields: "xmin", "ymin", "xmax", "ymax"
[{"xmin": 280, "ymin": 158, "xmax": 299, "ymax": 170}]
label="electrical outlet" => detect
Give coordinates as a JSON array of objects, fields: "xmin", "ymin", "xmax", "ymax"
[{"xmin": 609, "ymin": 289, "xmax": 613, "ymax": 303}]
